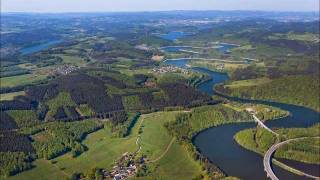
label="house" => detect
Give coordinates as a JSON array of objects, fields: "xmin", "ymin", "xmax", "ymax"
[{"xmin": 245, "ymin": 107, "xmax": 256, "ymax": 114}]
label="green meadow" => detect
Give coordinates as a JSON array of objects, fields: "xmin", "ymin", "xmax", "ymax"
[
  {"xmin": 9, "ymin": 111, "xmax": 203, "ymax": 180},
  {"xmin": 0, "ymin": 74, "xmax": 46, "ymax": 88},
  {"xmin": 0, "ymin": 91, "xmax": 25, "ymax": 101}
]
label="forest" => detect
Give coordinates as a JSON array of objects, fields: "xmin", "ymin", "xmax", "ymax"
[
  {"xmin": 216, "ymin": 75, "xmax": 320, "ymax": 111},
  {"xmin": 0, "ymin": 66, "xmax": 213, "ymax": 177}
]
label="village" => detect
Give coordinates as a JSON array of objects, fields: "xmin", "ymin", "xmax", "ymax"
[
  {"xmin": 151, "ymin": 65, "xmax": 189, "ymax": 75},
  {"xmin": 101, "ymin": 152, "xmax": 146, "ymax": 180},
  {"xmin": 50, "ymin": 65, "xmax": 80, "ymax": 76}
]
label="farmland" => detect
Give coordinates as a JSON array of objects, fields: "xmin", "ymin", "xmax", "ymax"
[
  {"xmin": 9, "ymin": 111, "xmax": 204, "ymax": 180},
  {"xmin": 1, "ymin": 10, "xmax": 319, "ymax": 180}
]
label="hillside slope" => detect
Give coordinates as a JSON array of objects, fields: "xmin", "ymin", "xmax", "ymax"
[{"xmin": 216, "ymin": 75, "xmax": 320, "ymax": 111}]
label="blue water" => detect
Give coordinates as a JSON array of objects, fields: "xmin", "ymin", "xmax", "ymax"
[
  {"xmin": 194, "ymin": 94, "xmax": 320, "ymax": 180},
  {"xmin": 21, "ymin": 40, "xmax": 62, "ymax": 55},
  {"xmin": 192, "ymin": 67, "xmax": 229, "ymax": 95},
  {"xmin": 158, "ymin": 31, "xmax": 186, "ymax": 41},
  {"xmin": 161, "ymin": 43, "xmax": 238, "ymax": 54},
  {"xmin": 216, "ymin": 43, "xmax": 239, "ymax": 54},
  {"xmin": 164, "ymin": 58, "xmax": 320, "ymax": 180},
  {"xmin": 161, "ymin": 46, "xmax": 192, "ymax": 52},
  {"xmin": 164, "ymin": 60, "xmax": 229, "ymax": 95},
  {"xmin": 164, "ymin": 58, "xmax": 189, "ymax": 68}
]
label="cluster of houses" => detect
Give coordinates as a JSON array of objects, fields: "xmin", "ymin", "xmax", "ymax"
[
  {"xmin": 245, "ymin": 107, "xmax": 257, "ymax": 115},
  {"xmin": 214, "ymin": 63, "xmax": 225, "ymax": 70},
  {"xmin": 102, "ymin": 152, "xmax": 145, "ymax": 180},
  {"xmin": 151, "ymin": 65, "xmax": 189, "ymax": 74},
  {"xmin": 51, "ymin": 65, "xmax": 79, "ymax": 75}
]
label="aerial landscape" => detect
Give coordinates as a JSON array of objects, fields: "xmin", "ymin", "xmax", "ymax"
[{"xmin": 0, "ymin": 0, "xmax": 319, "ymax": 180}]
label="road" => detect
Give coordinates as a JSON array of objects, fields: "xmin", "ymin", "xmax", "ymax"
[
  {"xmin": 263, "ymin": 137, "xmax": 320, "ymax": 180},
  {"xmin": 148, "ymin": 138, "xmax": 175, "ymax": 163},
  {"xmin": 252, "ymin": 114, "xmax": 279, "ymax": 136},
  {"xmin": 251, "ymin": 114, "xmax": 319, "ymax": 179},
  {"xmin": 135, "ymin": 135, "xmax": 141, "ymax": 154}
]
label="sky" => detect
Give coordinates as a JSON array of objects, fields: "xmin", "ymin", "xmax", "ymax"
[{"xmin": 1, "ymin": 0, "xmax": 319, "ymax": 13}]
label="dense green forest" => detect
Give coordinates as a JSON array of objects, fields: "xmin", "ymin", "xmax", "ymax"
[
  {"xmin": 31, "ymin": 120, "xmax": 103, "ymax": 160},
  {"xmin": 165, "ymin": 105, "xmax": 251, "ymax": 140},
  {"xmin": 106, "ymin": 112, "xmax": 141, "ymax": 137},
  {"xmin": 0, "ymin": 152, "xmax": 34, "ymax": 177},
  {"xmin": 0, "ymin": 119, "xmax": 102, "ymax": 177},
  {"xmin": 216, "ymin": 75, "xmax": 320, "ymax": 111}
]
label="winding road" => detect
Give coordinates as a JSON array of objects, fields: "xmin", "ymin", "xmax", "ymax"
[
  {"xmin": 148, "ymin": 138, "xmax": 176, "ymax": 163},
  {"xmin": 264, "ymin": 137, "xmax": 320, "ymax": 180},
  {"xmin": 250, "ymin": 114, "xmax": 319, "ymax": 179}
]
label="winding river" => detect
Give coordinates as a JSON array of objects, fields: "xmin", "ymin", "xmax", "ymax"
[{"xmin": 164, "ymin": 59, "xmax": 320, "ymax": 180}]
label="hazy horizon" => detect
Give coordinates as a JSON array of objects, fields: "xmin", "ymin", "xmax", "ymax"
[
  {"xmin": 1, "ymin": 10, "xmax": 320, "ymax": 14},
  {"xmin": 2, "ymin": 0, "xmax": 319, "ymax": 13}
]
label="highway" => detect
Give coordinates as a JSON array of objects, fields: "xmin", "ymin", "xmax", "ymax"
[
  {"xmin": 251, "ymin": 114, "xmax": 319, "ymax": 180},
  {"xmin": 263, "ymin": 137, "xmax": 320, "ymax": 180}
]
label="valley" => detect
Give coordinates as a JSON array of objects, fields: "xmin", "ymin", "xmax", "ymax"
[{"xmin": 0, "ymin": 10, "xmax": 319, "ymax": 180}]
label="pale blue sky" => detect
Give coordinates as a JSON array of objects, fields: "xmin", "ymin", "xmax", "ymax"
[{"xmin": 1, "ymin": 0, "xmax": 319, "ymax": 12}]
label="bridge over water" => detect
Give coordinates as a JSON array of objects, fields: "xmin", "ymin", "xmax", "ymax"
[{"xmin": 263, "ymin": 137, "xmax": 320, "ymax": 180}]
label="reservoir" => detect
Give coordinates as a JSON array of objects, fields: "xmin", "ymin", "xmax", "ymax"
[
  {"xmin": 20, "ymin": 40, "xmax": 62, "ymax": 55},
  {"xmin": 158, "ymin": 31, "xmax": 186, "ymax": 41},
  {"xmin": 161, "ymin": 43, "xmax": 238, "ymax": 54},
  {"xmin": 165, "ymin": 58, "xmax": 320, "ymax": 180}
]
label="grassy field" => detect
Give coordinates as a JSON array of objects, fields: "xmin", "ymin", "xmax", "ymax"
[
  {"xmin": 140, "ymin": 112, "xmax": 181, "ymax": 160},
  {"xmin": 0, "ymin": 74, "xmax": 46, "ymax": 87},
  {"xmin": 137, "ymin": 112, "xmax": 203, "ymax": 179},
  {"xmin": 52, "ymin": 125, "xmax": 138, "ymax": 175},
  {"xmin": 8, "ymin": 159, "xmax": 67, "ymax": 180},
  {"xmin": 133, "ymin": 142, "xmax": 203, "ymax": 180},
  {"xmin": 57, "ymin": 55, "xmax": 87, "ymax": 66},
  {"xmin": 233, "ymin": 44, "xmax": 255, "ymax": 51},
  {"xmin": 268, "ymin": 32, "xmax": 319, "ymax": 42},
  {"xmin": 0, "ymin": 91, "xmax": 25, "ymax": 101},
  {"xmin": 222, "ymin": 102, "xmax": 289, "ymax": 121},
  {"xmin": 189, "ymin": 60, "xmax": 249, "ymax": 73},
  {"xmin": 8, "ymin": 111, "xmax": 203, "ymax": 179},
  {"xmin": 118, "ymin": 67, "xmax": 151, "ymax": 76},
  {"xmin": 224, "ymin": 77, "xmax": 271, "ymax": 88},
  {"xmin": 9, "ymin": 119, "xmax": 139, "ymax": 179}
]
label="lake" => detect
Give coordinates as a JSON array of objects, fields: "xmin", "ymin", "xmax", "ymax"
[
  {"xmin": 216, "ymin": 43, "xmax": 239, "ymax": 54},
  {"xmin": 158, "ymin": 31, "xmax": 186, "ymax": 41},
  {"xmin": 161, "ymin": 43, "xmax": 238, "ymax": 54},
  {"xmin": 20, "ymin": 40, "xmax": 62, "ymax": 55}
]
